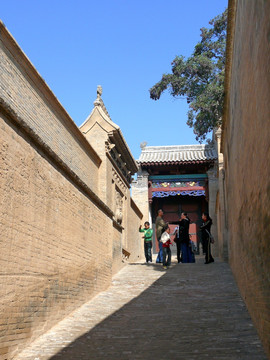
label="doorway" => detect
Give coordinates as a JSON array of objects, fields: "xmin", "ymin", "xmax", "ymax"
[{"xmin": 151, "ymin": 195, "xmax": 207, "ymax": 254}]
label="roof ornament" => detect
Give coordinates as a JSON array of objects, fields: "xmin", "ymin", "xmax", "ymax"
[
  {"xmin": 140, "ymin": 141, "xmax": 147, "ymax": 150},
  {"xmin": 94, "ymin": 85, "xmax": 102, "ymax": 106}
]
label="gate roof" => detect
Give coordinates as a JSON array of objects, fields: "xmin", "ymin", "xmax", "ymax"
[{"xmin": 137, "ymin": 144, "xmax": 217, "ymax": 165}]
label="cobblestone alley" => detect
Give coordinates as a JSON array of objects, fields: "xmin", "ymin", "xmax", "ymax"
[{"xmin": 16, "ymin": 257, "xmax": 267, "ymax": 360}]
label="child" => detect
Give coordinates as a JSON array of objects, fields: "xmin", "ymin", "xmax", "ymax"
[
  {"xmin": 160, "ymin": 225, "xmax": 172, "ymax": 269},
  {"xmin": 139, "ymin": 222, "xmax": 153, "ymax": 263}
]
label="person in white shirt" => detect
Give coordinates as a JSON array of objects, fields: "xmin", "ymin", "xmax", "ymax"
[{"xmin": 160, "ymin": 225, "xmax": 172, "ymax": 269}]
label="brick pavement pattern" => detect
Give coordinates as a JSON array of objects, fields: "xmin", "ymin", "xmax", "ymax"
[{"xmin": 15, "ymin": 257, "xmax": 267, "ymax": 360}]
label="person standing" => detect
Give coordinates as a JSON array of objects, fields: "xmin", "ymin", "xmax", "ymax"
[
  {"xmin": 155, "ymin": 209, "xmax": 166, "ymax": 263},
  {"xmin": 160, "ymin": 225, "xmax": 172, "ymax": 269},
  {"xmin": 200, "ymin": 213, "xmax": 214, "ymax": 264},
  {"xmin": 139, "ymin": 221, "xmax": 153, "ymax": 263},
  {"xmin": 178, "ymin": 212, "xmax": 193, "ymax": 263},
  {"xmin": 173, "ymin": 225, "xmax": 182, "ymax": 263}
]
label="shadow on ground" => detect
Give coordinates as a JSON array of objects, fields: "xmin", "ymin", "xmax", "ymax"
[{"xmin": 49, "ymin": 258, "xmax": 266, "ymax": 360}]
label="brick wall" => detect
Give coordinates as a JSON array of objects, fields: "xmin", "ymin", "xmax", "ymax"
[
  {"xmin": 0, "ymin": 22, "xmax": 100, "ymax": 194},
  {"xmin": 222, "ymin": 1, "xmax": 270, "ymax": 356},
  {"xmin": 112, "ymin": 224, "xmax": 123, "ymax": 275},
  {"xmin": 0, "ymin": 109, "xmax": 113, "ymax": 359},
  {"xmin": 0, "ymin": 23, "xmax": 143, "ymax": 359}
]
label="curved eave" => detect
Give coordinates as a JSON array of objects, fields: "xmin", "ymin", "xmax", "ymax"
[
  {"xmin": 138, "ymin": 160, "xmax": 216, "ymax": 167},
  {"xmin": 109, "ymin": 130, "xmax": 138, "ymax": 175}
]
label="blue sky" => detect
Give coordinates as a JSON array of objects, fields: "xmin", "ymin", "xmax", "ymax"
[{"xmin": 1, "ymin": 0, "xmax": 228, "ymax": 160}]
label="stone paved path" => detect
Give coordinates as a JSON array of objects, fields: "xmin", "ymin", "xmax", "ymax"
[{"xmin": 15, "ymin": 257, "xmax": 267, "ymax": 360}]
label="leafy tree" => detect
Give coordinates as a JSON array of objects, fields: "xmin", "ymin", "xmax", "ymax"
[{"xmin": 149, "ymin": 9, "xmax": 227, "ymax": 142}]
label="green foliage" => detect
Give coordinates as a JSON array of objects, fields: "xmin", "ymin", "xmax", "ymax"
[{"xmin": 149, "ymin": 9, "xmax": 227, "ymax": 142}]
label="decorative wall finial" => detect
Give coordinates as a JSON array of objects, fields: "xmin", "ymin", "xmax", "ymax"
[
  {"xmin": 140, "ymin": 141, "xmax": 147, "ymax": 150},
  {"xmin": 94, "ymin": 85, "xmax": 103, "ymax": 106},
  {"xmin": 97, "ymin": 85, "xmax": 102, "ymax": 97}
]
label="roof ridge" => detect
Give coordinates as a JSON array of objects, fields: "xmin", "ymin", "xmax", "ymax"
[
  {"xmin": 137, "ymin": 143, "xmax": 217, "ymax": 164},
  {"xmin": 142, "ymin": 144, "xmax": 213, "ymax": 149}
]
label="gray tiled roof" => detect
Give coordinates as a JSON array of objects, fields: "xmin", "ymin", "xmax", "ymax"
[{"xmin": 137, "ymin": 144, "xmax": 217, "ymax": 164}]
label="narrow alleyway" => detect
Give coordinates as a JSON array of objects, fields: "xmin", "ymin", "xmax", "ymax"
[{"xmin": 16, "ymin": 257, "xmax": 267, "ymax": 360}]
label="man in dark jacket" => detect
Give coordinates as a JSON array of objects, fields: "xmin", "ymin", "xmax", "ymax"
[
  {"xmin": 200, "ymin": 213, "xmax": 214, "ymax": 264},
  {"xmin": 178, "ymin": 212, "xmax": 193, "ymax": 263},
  {"xmin": 155, "ymin": 209, "xmax": 166, "ymax": 263}
]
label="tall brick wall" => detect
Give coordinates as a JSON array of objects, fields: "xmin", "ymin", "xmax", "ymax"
[
  {"xmin": 222, "ymin": 0, "xmax": 270, "ymax": 356},
  {"xmin": 0, "ymin": 23, "xmax": 143, "ymax": 359},
  {"xmin": 0, "ymin": 109, "xmax": 113, "ymax": 359}
]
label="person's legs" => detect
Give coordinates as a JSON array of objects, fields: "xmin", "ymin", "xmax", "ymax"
[
  {"xmin": 166, "ymin": 247, "xmax": 171, "ymax": 266},
  {"xmin": 202, "ymin": 238, "xmax": 207, "ymax": 254},
  {"xmin": 144, "ymin": 242, "xmax": 148, "ymax": 262},
  {"xmin": 147, "ymin": 242, "xmax": 152, "ymax": 262},
  {"xmin": 208, "ymin": 242, "xmax": 214, "ymax": 263},
  {"xmin": 176, "ymin": 241, "xmax": 181, "ymax": 263},
  {"xmin": 181, "ymin": 243, "xmax": 188, "ymax": 263},
  {"xmin": 156, "ymin": 240, "xmax": 163, "ymax": 263},
  {"xmin": 205, "ymin": 239, "xmax": 214, "ymax": 263},
  {"xmin": 159, "ymin": 241, "xmax": 163, "ymax": 262},
  {"xmin": 162, "ymin": 247, "xmax": 167, "ymax": 267},
  {"xmin": 187, "ymin": 245, "xmax": 194, "ymax": 263},
  {"xmin": 205, "ymin": 239, "xmax": 210, "ymax": 263}
]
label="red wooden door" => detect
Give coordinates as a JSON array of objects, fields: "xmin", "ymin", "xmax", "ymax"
[{"xmin": 152, "ymin": 196, "xmax": 206, "ymax": 254}]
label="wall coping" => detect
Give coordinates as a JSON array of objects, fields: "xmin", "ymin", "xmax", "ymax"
[
  {"xmin": 0, "ymin": 98, "xmax": 114, "ymax": 219},
  {"xmin": 130, "ymin": 198, "xmax": 143, "ymax": 220},
  {"xmin": 221, "ymin": 0, "xmax": 237, "ymax": 153},
  {"xmin": 0, "ymin": 20, "xmax": 101, "ymax": 167}
]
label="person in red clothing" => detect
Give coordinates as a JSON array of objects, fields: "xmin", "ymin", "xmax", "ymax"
[{"xmin": 160, "ymin": 225, "xmax": 172, "ymax": 269}]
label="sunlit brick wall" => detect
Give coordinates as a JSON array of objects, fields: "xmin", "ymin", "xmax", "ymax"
[{"xmin": 222, "ymin": 0, "xmax": 270, "ymax": 356}]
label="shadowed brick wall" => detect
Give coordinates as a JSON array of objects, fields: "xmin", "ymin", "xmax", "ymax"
[
  {"xmin": 0, "ymin": 22, "xmax": 143, "ymax": 359},
  {"xmin": 222, "ymin": 0, "xmax": 270, "ymax": 356},
  {"xmin": 0, "ymin": 109, "xmax": 113, "ymax": 357}
]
